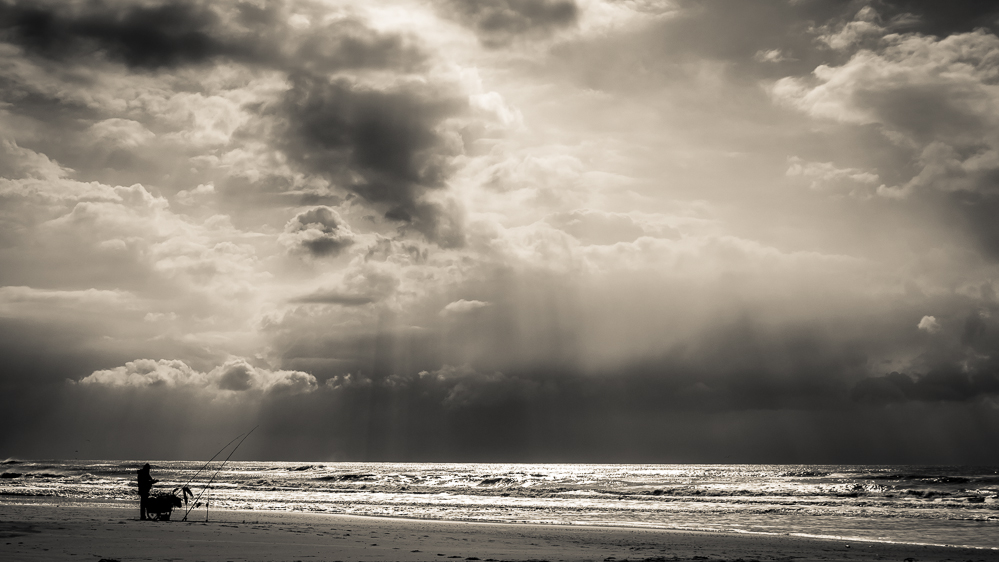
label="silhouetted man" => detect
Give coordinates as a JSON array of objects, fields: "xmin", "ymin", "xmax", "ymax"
[{"xmin": 137, "ymin": 463, "xmax": 158, "ymax": 520}]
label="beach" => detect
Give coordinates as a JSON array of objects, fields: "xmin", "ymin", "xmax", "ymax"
[{"xmin": 2, "ymin": 502, "xmax": 997, "ymax": 562}]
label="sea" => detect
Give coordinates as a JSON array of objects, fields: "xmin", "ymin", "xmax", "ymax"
[{"xmin": 1, "ymin": 461, "xmax": 997, "ymax": 550}]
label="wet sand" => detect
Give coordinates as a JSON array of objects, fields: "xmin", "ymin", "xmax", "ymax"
[{"xmin": 2, "ymin": 502, "xmax": 997, "ymax": 561}]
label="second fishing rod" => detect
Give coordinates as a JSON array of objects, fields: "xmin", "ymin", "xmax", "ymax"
[{"xmin": 183, "ymin": 426, "xmax": 258, "ymax": 522}]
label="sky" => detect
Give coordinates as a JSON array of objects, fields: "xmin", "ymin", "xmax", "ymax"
[{"xmin": 2, "ymin": 0, "xmax": 999, "ymax": 463}]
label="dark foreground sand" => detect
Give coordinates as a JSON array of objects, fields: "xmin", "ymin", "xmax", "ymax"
[{"xmin": 2, "ymin": 502, "xmax": 996, "ymax": 562}]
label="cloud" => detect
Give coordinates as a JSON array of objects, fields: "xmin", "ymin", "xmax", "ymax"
[
  {"xmin": 80, "ymin": 357, "xmax": 318, "ymax": 395},
  {"xmin": 175, "ymin": 182, "xmax": 215, "ymax": 206},
  {"xmin": 263, "ymin": 218, "xmax": 893, "ymax": 406},
  {"xmin": 440, "ymin": 299, "xmax": 490, "ymax": 316},
  {"xmin": 773, "ymin": 30, "xmax": 999, "ymax": 174},
  {"xmin": 278, "ymin": 74, "xmax": 468, "ymax": 246},
  {"xmin": 430, "ymin": 364, "xmax": 540, "ymax": 408},
  {"xmin": 88, "ymin": 118, "xmax": 155, "ymax": 148},
  {"xmin": 0, "ymin": 140, "xmax": 120, "ymax": 204},
  {"xmin": 292, "ymin": 262, "xmax": 399, "ymax": 305},
  {"xmin": 872, "ymin": 1, "xmax": 999, "ymax": 38},
  {"xmin": 0, "ymin": 0, "xmax": 420, "ymax": 72},
  {"xmin": 278, "ymin": 11, "xmax": 426, "ymax": 74},
  {"xmin": 324, "ymin": 364, "xmax": 540, "ymax": 409},
  {"xmin": 80, "ymin": 358, "xmax": 206, "ymax": 387},
  {"xmin": 786, "ymin": 156, "xmax": 883, "ymax": 196},
  {"xmin": 852, "ymin": 367, "xmax": 999, "ymax": 405},
  {"xmin": 551, "ymin": 0, "xmax": 849, "ymax": 82},
  {"xmin": 469, "ymin": 90, "xmax": 523, "ymax": 130},
  {"xmin": 0, "ymin": 0, "xmax": 449, "ymax": 203},
  {"xmin": 143, "ymin": 311, "xmax": 177, "ymax": 323},
  {"xmin": 440, "ymin": 0, "xmax": 579, "ymax": 47},
  {"xmin": 545, "ymin": 209, "xmax": 652, "ymax": 245},
  {"xmin": 849, "ymin": 302, "xmax": 999, "ymax": 407},
  {"xmin": 0, "ymin": 138, "xmax": 274, "ymax": 366},
  {"xmin": 816, "ymin": 6, "xmax": 884, "ymax": 51},
  {"xmin": 773, "ymin": 27, "xmax": 999, "ymax": 254},
  {"xmin": 30, "ymin": 182, "xmax": 264, "ymax": 302},
  {"xmin": 0, "ymin": 0, "xmax": 234, "ymax": 69},
  {"xmin": 3, "ymin": 0, "xmax": 999, "ymax": 463},
  {"xmin": 0, "ymin": 285, "xmax": 135, "ymax": 312},
  {"xmin": 753, "ymin": 48, "xmax": 790, "ymax": 63},
  {"xmin": 0, "ymin": 0, "xmax": 476, "ymax": 249},
  {"xmin": 917, "ymin": 315, "xmax": 940, "ymax": 333},
  {"xmin": 0, "ymin": 138, "xmax": 69, "ymax": 181},
  {"xmin": 280, "ymin": 206, "xmax": 355, "ymax": 258}
]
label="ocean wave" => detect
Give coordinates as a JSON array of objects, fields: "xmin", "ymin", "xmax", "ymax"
[
  {"xmin": 863, "ymin": 472, "xmax": 998, "ymax": 485},
  {"xmin": 478, "ymin": 477, "xmax": 517, "ymax": 486},
  {"xmin": 314, "ymin": 473, "xmax": 377, "ymax": 482},
  {"xmin": 779, "ymin": 470, "xmax": 830, "ymax": 478},
  {"xmin": 930, "ymin": 476, "xmax": 971, "ymax": 484},
  {"xmin": 867, "ymin": 473, "xmax": 935, "ymax": 481},
  {"xmin": 0, "ymin": 490, "xmax": 57, "ymax": 497}
]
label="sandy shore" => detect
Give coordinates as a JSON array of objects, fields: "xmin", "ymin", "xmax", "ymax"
[{"xmin": 2, "ymin": 502, "xmax": 996, "ymax": 562}]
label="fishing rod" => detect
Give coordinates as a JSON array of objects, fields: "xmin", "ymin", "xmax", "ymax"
[
  {"xmin": 178, "ymin": 432, "xmax": 245, "ymax": 521},
  {"xmin": 183, "ymin": 425, "xmax": 258, "ymax": 522},
  {"xmin": 180, "ymin": 432, "xmax": 245, "ymax": 492}
]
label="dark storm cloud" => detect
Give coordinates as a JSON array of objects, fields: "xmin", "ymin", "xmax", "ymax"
[
  {"xmin": 254, "ymin": 376, "xmax": 999, "ymax": 463},
  {"xmin": 949, "ymin": 191, "xmax": 999, "ymax": 260},
  {"xmin": 853, "ymin": 308, "xmax": 999, "ymax": 404},
  {"xmin": 287, "ymin": 15, "xmax": 425, "ymax": 74},
  {"xmin": 587, "ymin": 320, "xmax": 872, "ymax": 413},
  {"xmin": 0, "ymin": 0, "xmax": 465, "ymax": 243},
  {"xmin": 251, "ymin": 327, "xmax": 972, "ymax": 462},
  {"xmin": 875, "ymin": 0, "xmax": 999, "ymax": 36},
  {"xmin": 5, "ymin": 371, "xmax": 996, "ymax": 462},
  {"xmin": 0, "ymin": 317, "xmax": 115, "ymax": 387},
  {"xmin": 279, "ymin": 75, "xmax": 467, "ymax": 246},
  {"xmin": 284, "ymin": 317, "xmax": 874, "ymax": 415},
  {"xmin": 441, "ymin": 0, "xmax": 578, "ymax": 47},
  {"xmin": 0, "ymin": 0, "xmax": 234, "ymax": 68},
  {"xmin": 0, "ymin": 0, "xmax": 426, "ymax": 71},
  {"xmin": 791, "ymin": 0, "xmax": 999, "ymax": 41},
  {"xmin": 3, "ymin": 316, "xmax": 997, "ymax": 462},
  {"xmin": 0, "ymin": 383, "xmax": 255, "ymax": 460},
  {"xmin": 270, "ymin": 314, "xmax": 995, "ymax": 463},
  {"xmin": 0, "ymin": 0, "xmax": 390, "ymax": 67},
  {"xmin": 852, "ymin": 367, "xmax": 999, "ymax": 404}
]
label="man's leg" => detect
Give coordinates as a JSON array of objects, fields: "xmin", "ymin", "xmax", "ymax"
[{"xmin": 140, "ymin": 495, "xmax": 147, "ymax": 520}]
